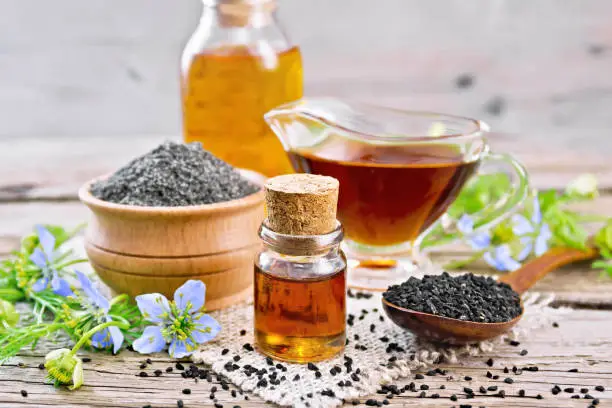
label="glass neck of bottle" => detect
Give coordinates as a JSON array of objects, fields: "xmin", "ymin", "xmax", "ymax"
[
  {"xmin": 201, "ymin": 0, "xmax": 276, "ymax": 28},
  {"xmin": 259, "ymin": 222, "xmax": 344, "ymax": 257}
]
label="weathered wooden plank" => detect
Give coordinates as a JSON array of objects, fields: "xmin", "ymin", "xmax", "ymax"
[
  {"xmin": 0, "ymin": 309, "xmax": 609, "ymax": 407},
  {"xmin": 0, "ymin": 0, "xmax": 611, "ymax": 146}
]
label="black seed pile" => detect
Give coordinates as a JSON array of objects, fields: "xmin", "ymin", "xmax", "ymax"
[
  {"xmin": 91, "ymin": 141, "xmax": 260, "ymax": 207},
  {"xmin": 383, "ymin": 272, "xmax": 522, "ymax": 323}
]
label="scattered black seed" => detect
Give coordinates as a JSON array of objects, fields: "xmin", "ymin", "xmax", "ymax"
[
  {"xmin": 222, "ymin": 383, "xmax": 229, "ymax": 391},
  {"xmin": 568, "ymin": 368, "xmax": 579, "ymax": 372},
  {"xmin": 504, "ymin": 377, "xmax": 514, "ymax": 384},
  {"xmin": 307, "ymin": 362, "xmax": 318, "ymax": 371},
  {"xmin": 455, "ymin": 73, "xmax": 475, "ymax": 89},
  {"xmin": 20, "ymin": 390, "xmax": 27, "ymax": 397},
  {"xmin": 352, "ymin": 400, "xmax": 360, "ymax": 405},
  {"xmin": 233, "ymin": 355, "xmax": 241, "ymax": 362},
  {"xmin": 484, "ymin": 96, "xmax": 506, "ymax": 117},
  {"xmin": 595, "ymin": 386, "xmax": 604, "ymax": 392},
  {"xmin": 38, "ymin": 363, "xmax": 44, "ymax": 369},
  {"xmin": 487, "ymin": 386, "xmax": 498, "ymax": 392},
  {"xmin": 419, "ymin": 391, "xmax": 426, "ymax": 398},
  {"xmin": 486, "ymin": 371, "xmax": 493, "ymax": 378},
  {"xmin": 382, "ymin": 399, "xmax": 389, "ymax": 405},
  {"xmin": 492, "ymin": 375, "xmax": 500, "ymax": 380},
  {"xmin": 450, "ymin": 394, "xmax": 458, "ymax": 401},
  {"xmin": 464, "ymin": 376, "xmax": 472, "ymax": 381},
  {"xmin": 365, "ymin": 399, "xmax": 378, "ymax": 406},
  {"xmin": 459, "ymin": 406, "xmax": 472, "ymax": 408},
  {"xmin": 551, "ymin": 385, "xmax": 561, "ymax": 395},
  {"xmin": 426, "ymin": 370, "xmax": 436, "ymax": 376},
  {"xmin": 139, "ymin": 371, "xmax": 148, "ymax": 377},
  {"xmin": 182, "ymin": 388, "xmax": 191, "ymax": 395},
  {"xmin": 503, "ymin": 367, "xmax": 509, "ymax": 373},
  {"xmin": 81, "ymin": 357, "xmax": 92, "ymax": 363},
  {"xmin": 585, "ymin": 394, "xmax": 594, "ymax": 399},
  {"xmin": 581, "ymin": 388, "xmax": 590, "ymax": 393},
  {"xmin": 497, "ymin": 390, "xmax": 506, "ymax": 398},
  {"xmin": 523, "ymin": 366, "xmax": 538, "ymax": 372},
  {"xmin": 242, "ymin": 343, "xmax": 254, "ymax": 352},
  {"xmin": 519, "ymin": 349, "xmax": 528, "ymax": 356},
  {"xmin": 166, "ymin": 367, "xmax": 173, "ymax": 373},
  {"xmin": 154, "ymin": 369, "xmax": 162, "ymax": 377},
  {"xmin": 383, "ymin": 273, "xmax": 521, "ymax": 323},
  {"xmin": 565, "ymin": 387, "xmax": 575, "ymax": 393},
  {"xmin": 593, "ymin": 398, "xmax": 600, "ymax": 405},
  {"xmin": 431, "ymin": 393, "xmax": 440, "ymax": 399},
  {"xmin": 552, "ymin": 322, "xmax": 559, "ymax": 328},
  {"xmin": 479, "ymin": 386, "xmax": 487, "ymax": 394},
  {"xmin": 464, "ymin": 387, "xmax": 474, "ymax": 395},
  {"xmin": 518, "ymin": 389, "xmax": 526, "ymax": 397},
  {"xmin": 239, "ymin": 329, "xmax": 246, "ymax": 336},
  {"xmin": 486, "ymin": 358, "xmax": 494, "ymax": 367},
  {"xmin": 176, "ymin": 362, "xmax": 185, "ymax": 370},
  {"xmin": 145, "ymin": 358, "xmax": 152, "ymax": 364},
  {"xmin": 420, "ymin": 385, "xmax": 429, "ymax": 390},
  {"xmin": 293, "ymin": 374, "xmax": 300, "ymax": 381},
  {"xmin": 321, "ymin": 389, "xmax": 335, "ymax": 398},
  {"xmin": 140, "ymin": 363, "xmax": 147, "ymax": 369},
  {"xmin": 536, "ymin": 394, "xmax": 543, "ymax": 399},
  {"xmin": 440, "ymin": 385, "xmax": 446, "ymax": 389},
  {"xmin": 415, "ymin": 374, "xmax": 424, "ymax": 379},
  {"xmin": 572, "ymin": 395, "xmax": 580, "ymax": 399},
  {"xmin": 509, "ymin": 340, "xmax": 520, "ymax": 346},
  {"xmin": 177, "ymin": 400, "xmax": 184, "ymax": 408}
]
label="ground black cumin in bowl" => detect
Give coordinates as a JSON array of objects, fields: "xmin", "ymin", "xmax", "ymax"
[
  {"xmin": 90, "ymin": 141, "xmax": 260, "ymax": 207},
  {"xmin": 383, "ymin": 272, "xmax": 522, "ymax": 323}
]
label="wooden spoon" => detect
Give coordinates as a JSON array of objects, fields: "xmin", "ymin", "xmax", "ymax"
[{"xmin": 382, "ymin": 246, "xmax": 598, "ymax": 344}]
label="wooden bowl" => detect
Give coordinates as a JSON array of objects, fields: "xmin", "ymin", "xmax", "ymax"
[{"xmin": 78, "ymin": 170, "xmax": 265, "ymax": 310}]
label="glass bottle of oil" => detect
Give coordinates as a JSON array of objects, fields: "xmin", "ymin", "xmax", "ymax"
[
  {"xmin": 181, "ymin": 0, "xmax": 303, "ymax": 177},
  {"xmin": 254, "ymin": 174, "xmax": 346, "ymax": 363}
]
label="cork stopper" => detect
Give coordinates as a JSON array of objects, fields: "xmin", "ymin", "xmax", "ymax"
[
  {"xmin": 217, "ymin": 0, "xmax": 276, "ymax": 28},
  {"xmin": 265, "ymin": 174, "xmax": 339, "ymax": 236}
]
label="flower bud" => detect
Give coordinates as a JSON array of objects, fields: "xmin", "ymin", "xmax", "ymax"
[
  {"xmin": 0, "ymin": 299, "xmax": 18, "ymax": 331},
  {"xmin": 566, "ymin": 174, "xmax": 598, "ymax": 199},
  {"xmin": 44, "ymin": 349, "xmax": 84, "ymax": 390}
]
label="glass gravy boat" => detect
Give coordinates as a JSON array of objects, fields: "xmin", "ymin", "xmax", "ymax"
[{"xmin": 265, "ymin": 98, "xmax": 528, "ymax": 290}]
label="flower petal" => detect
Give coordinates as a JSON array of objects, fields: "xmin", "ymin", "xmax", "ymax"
[
  {"xmin": 133, "ymin": 326, "xmax": 166, "ymax": 354},
  {"xmin": 456, "ymin": 214, "xmax": 474, "ymax": 234},
  {"xmin": 468, "ymin": 232, "xmax": 491, "ymax": 250},
  {"xmin": 35, "ymin": 225, "xmax": 56, "ymax": 259},
  {"xmin": 31, "ymin": 276, "xmax": 49, "ymax": 292},
  {"xmin": 107, "ymin": 325, "xmax": 125, "ymax": 355},
  {"xmin": 512, "ymin": 214, "xmax": 534, "ymax": 236},
  {"xmin": 91, "ymin": 328, "xmax": 112, "ymax": 349},
  {"xmin": 50, "ymin": 273, "xmax": 74, "ymax": 297},
  {"xmin": 516, "ymin": 238, "xmax": 533, "ymax": 262},
  {"xmin": 174, "ymin": 280, "xmax": 205, "ymax": 314},
  {"xmin": 192, "ymin": 314, "xmax": 222, "ymax": 344},
  {"xmin": 135, "ymin": 293, "xmax": 170, "ymax": 323},
  {"xmin": 75, "ymin": 271, "xmax": 109, "ymax": 311},
  {"xmin": 169, "ymin": 338, "xmax": 196, "ymax": 358},
  {"xmin": 493, "ymin": 245, "xmax": 521, "ymax": 271},
  {"xmin": 69, "ymin": 358, "xmax": 84, "ymax": 390},
  {"xmin": 534, "ymin": 224, "xmax": 551, "ymax": 256},
  {"xmin": 29, "ymin": 248, "xmax": 48, "ymax": 269},
  {"xmin": 531, "ymin": 197, "xmax": 542, "ymax": 225}
]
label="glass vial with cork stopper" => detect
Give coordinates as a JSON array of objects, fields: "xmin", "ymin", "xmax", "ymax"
[
  {"xmin": 181, "ymin": 0, "xmax": 303, "ymax": 177},
  {"xmin": 254, "ymin": 174, "xmax": 347, "ymax": 363}
]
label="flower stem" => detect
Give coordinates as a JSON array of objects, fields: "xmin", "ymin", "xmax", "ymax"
[
  {"xmin": 69, "ymin": 321, "xmax": 130, "ymax": 356},
  {"xmin": 0, "ymin": 288, "xmax": 25, "ymax": 302},
  {"xmin": 109, "ymin": 294, "xmax": 129, "ymax": 306}
]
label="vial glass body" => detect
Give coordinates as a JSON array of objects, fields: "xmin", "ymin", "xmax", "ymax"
[
  {"xmin": 254, "ymin": 224, "xmax": 347, "ymax": 362},
  {"xmin": 181, "ymin": 0, "xmax": 303, "ymax": 177}
]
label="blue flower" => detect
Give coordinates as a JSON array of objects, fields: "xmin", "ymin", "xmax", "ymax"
[
  {"xmin": 457, "ymin": 214, "xmax": 521, "ymax": 271},
  {"xmin": 75, "ymin": 271, "xmax": 124, "ymax": 354},
  {"xmin": 512, "ymin": 198, "xmax": 552, "ymax": 261},
  {"xmin": 29, "ymin": 226, "xmax": 73, "ymax": 296},
  {"xmin": 132, "ymin": 280, "xmax": 221, "ymax": 358}
]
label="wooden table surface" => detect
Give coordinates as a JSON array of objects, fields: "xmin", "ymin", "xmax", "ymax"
[{"xmin": 0, "ymin": 136, "xmax": 611, "ymax": 408}]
